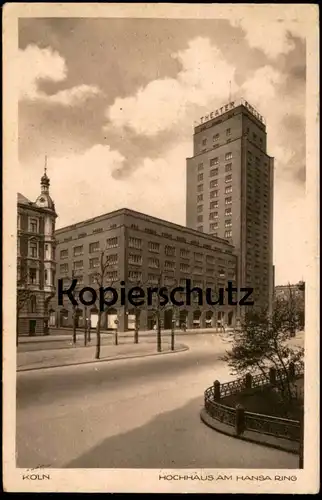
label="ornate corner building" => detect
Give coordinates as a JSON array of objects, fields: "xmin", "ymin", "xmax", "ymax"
[{"xmin": 17, "ymin": 168, "xmax": 57, "ymax": 336}]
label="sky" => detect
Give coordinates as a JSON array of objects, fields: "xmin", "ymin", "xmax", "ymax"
[{"xmin": 18, "ymin": 14, "xmax": 307, "ymax": 285}]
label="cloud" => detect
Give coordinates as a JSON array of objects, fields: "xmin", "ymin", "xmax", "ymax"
[
  {"xmin": 106, "ymin": 37, "xmax": 237, "ymax": 136},
  {"xmin": 19, "ymin": 44, "xmax": 102, "ymax": 105},
  {"xmin": 230, "ymin": 17, "xmax": 305, "ymax": 59},
  {"xmin": 18, "ymin": 141, "xmax": 192, "ymax": 229}
]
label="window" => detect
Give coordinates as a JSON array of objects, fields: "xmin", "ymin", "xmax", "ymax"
[
  {"xmin": 129, "ymin": 237, "xmax": 142, "ymax": 249},
  {"xmin": 74, "ymin": 260, "xmax": 83, "ymax": 271},
  {"xmin": 165, "ymin": 245, "xmax": 175, "ymax": 257},
  {"xmin": 29, "ymin": 268, "xmax": 37, "ymax": 284},
  {"xmin": 60, "ymin": 263, "xmax": 68, "ymax": 273},
  {"xmin": 253, "ymin": 133, "xmax": 257, "ymax": 140},
  {"xmin": 225, "ymin": 219, "xmax": 232, "ymax": 228},
  {"xmin": 225, "ymin": 174, "xmax": 232, "ymax": 183},
  {"xmin": 210, "ymin": 168, "xmax": 218, "ymax": 177},
  {"xmin": 148, "ymin": 257, "xmax": 159, "ymax": 268},
  {"xmin": 226, "ymin": 128, "xmax": 231, "ymax": 136},
  {"xmin": 131, "ymin": 224, "xmax": 139, "ymax": 230},
  {"xmin": 197, "ymin": 184, "xmax": 203, "ymax": 193},
  {"xmin": 148, "ymin": 241, "xmax": 160, "ymax": 253},
  {"xmin": 74, "ymin": 245, "xmax": 83, "ymax": 256},
  {"xmin": 202, "ymin": 138, "xmax": 207, "ymax": 146},
  {"xmin": 89, "ymin": 274, "xmax": 97, "ymax": 285},
  {"xmin": 89, "ymin": 241, "xmax": 100, "ymax": 253},
  {"xmin": 198, "ymin": 163, "xmax": 204, "ymax": 171},
  {"xmin": 225, "ymin": 163, "xmax": 232, "ymax": 172},
  {"xmin": 106, "ymin": 270, "xmax": 118, "ymax": 282},
  {"xmin": 148, "ymin": 273, "xmax": 159, "ymax": 284},
  {"xmin": 225, "ymin": 185, "xmax": 232, "ymax": 194},
  {"xmin": 29, "ymin": 218, "xmax": 38, "ymax": 233},
  {"xmin": 145, "ymin": 228, "xmax": 157, "ymax": 235},
  {"xmin": 89, "ymin": 257, "xmax": 99, "ymax": 269},
  {"xmin": 213, "ymin": 133, "xmax": 220, "ymax": 141},
  {"xmin": 108, "ymin": 254, "xmax": 118, "ymax": 264},
  {"xmin": 209, "ymin": 211, "xmax": 218, "ymax": 220},
  {"xmin": 210, "ymin": 201, "xmax": 218, "ymax": 209},
  {"xmin": 180, "ymin": 263, "xmax": 189, "ymax": 273},
  {"xmin": 210, "ymin": 190, "xmax": 218, "ymax": 199},
  {"xmin": 214, "ymin": 143, "xmax": 220, "ymax": 149},
  {"xmin": 225, "ymin": 197, "xmax": 232, "ymax": 205},
  {"xmin": 225, "ymin": 208, "xmax": 232, "ymax": 216},
  {"xmin": 197, "ymin": 194, "xmax": 203, "ymax": 202},
  {"xmin": 180, "ymin": 249, "xmax": 190, "ymax": 259},
  {"xmin": 93, "ymin": 227, "xmax": 103, "ymax": 234},
  {"xmin": 60, "ymin": 249, "xmax": 68, "ymax": 259},
  {"xmin": 225, "ymin": 230, "xmax": 232, "ymax": 238},
  {"xmin": 29, "ymin": 296, "xmax": 37, "ymax": 313},
  {"xmin": 17, "ymin": 215, "xmax": 21, "ymax": 230},
  {"xmin": 194, "ymin": 252, "xmax": 203, "ymax": 262},
  {"xmin": 197, "ymin": 173, "xmax": 203, "ymax": 181},
  {"xmin": 210, "ymin": 179, "xmax": 218, "ymax": 188},
  {"xmin": 210, "ymin": 222, "xmax": 218, "ymax": 229},
  {"xmin": 129, "ymin": 254, "xmax": 142, "ymax": 265},
  {"xmin": 78, "ymin": 232, "xmax": 87, "ymax": 238},
  {"xmin": 75, "ymin": 275, "xmax": 84, "ymax": 285},
  {"xmin": 210, "ymin": 157, "xmax": 219, "ymax": 166},
  {"xmin": 29, "ymin": 241, "xmax": 38, "ymax": 258},
  {"xmin": 165, "ymin": 260, "xmax": 175, "ymax": 270},
  {"xmin": 197, "ymin": 215, "xmax": 203, "ymax": 223},
  {"xmin": 197, "ymin": 205, "xmax": 203, "ymax": 213},
  {"xmin": 194, "ymin": 266, "xmax": 203, "ymax": 275},
  {"xmin": 225, "ymin": 152, "xmax": 232, "ymax": 161},
  {"xmin": 106, "ymin": 237, "xmax": 118, "ymax": 248}
]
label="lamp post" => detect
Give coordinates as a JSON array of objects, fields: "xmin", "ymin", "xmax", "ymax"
[{"xmin": 114, "ymin": 318, "xmax": 119, "ymax": 346}]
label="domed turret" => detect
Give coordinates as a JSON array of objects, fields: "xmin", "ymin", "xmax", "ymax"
[{"xmin": 35, "ymin": 157, "xmax": 56, "ymax": 212}]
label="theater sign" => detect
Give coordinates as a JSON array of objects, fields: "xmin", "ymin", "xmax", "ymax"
[{"xmin": 197, "ymin": 98, "xmax": 265, "ymax": 126}]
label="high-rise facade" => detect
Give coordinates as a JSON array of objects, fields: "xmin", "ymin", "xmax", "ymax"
[
  {"xmin": 186, "ymin": 99, "xmax": 274, "ymax": 313},
  {"xmin": 17, "ymin": 169, "xmax": 57, "ymax": 335}
]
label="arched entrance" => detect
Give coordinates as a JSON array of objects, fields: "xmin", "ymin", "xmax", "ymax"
[
  {"xmin": 59, "ymin": 308, "xmax": 69, "ymax": 327},
  {"xmin": 90, "ymin": 306, "xmax": 99, "ymax": 329},
  {"xmin": 164, "ymin": 309, "xmax": 173, "ymax": 330},
  {"xmin": 128, "ymin": 308, "xmax": 139, "ymax": 331},
  {"xmin": 179, "ymin": 310, "xmax": 188, "ymax": 328},
  {"xmin": 228, "ymin": 311, "xmax": 234, "ymax": 326},
  {"xmin": 193, "ymin": 310, "xmax": 201, "ymax": 329},
  {"xmin": 107, "ymin": 308, "xmax": 118, "ymax": 330},
  {"xmin": 49, "ymin": 308, "xmax": 56, "ymax": 327},
  {"xmin": 147, "ymin": 310, "xmax": 155, "ymax": 330},
  {"xmin": 205, "ymin": 310, "xmax": 214, "ymax": 328}
]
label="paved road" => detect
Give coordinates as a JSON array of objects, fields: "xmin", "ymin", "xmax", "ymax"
[{"xmin": 16, "ymin": 334, "xmax": 298, "ymax": 469}]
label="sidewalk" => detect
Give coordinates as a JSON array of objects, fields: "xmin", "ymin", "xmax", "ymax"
[
  {"xmin": 17, "ymin": 341, "xmax": 189, "ymax": 372},
  {"xmin": 18, "ymin": 327, "xmax": 228, "ymax": 343}
]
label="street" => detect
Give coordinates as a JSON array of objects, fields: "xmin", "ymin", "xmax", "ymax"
[{"xmin": 16, "ymin": 333, "xmax": 299, "ymax": 469}]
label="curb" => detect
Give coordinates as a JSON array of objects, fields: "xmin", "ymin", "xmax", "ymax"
[
  {"xmin": 17, "ymin": 344, "xmax": 189, "ymax": 373},
  {"xmin": 200, "ymin": 408, "xmax": 300, "ymax": 456}
]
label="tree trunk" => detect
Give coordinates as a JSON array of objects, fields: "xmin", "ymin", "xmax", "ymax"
[
  {"xmin": 134, "ymin": 311, "xmax": 139, "ymax": 344},
  {"xmin": 171, "ymin": 309, "xmax": 175, "ymax": 351},
  {"xmin": 157, "ymin": 312, "xmax": 162, "ymax": 353},
  {"xmin": 115, "ymin": 325, "xmax": 118, "ymax": 346},
  {"xmin": 95, "ymin": 312, "xmax": 101, "ymax": 359},
  {"xmin": 72, "ymin": 308, "xmax": 77, "ymax": 345}
]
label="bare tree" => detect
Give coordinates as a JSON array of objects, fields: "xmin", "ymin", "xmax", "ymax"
[
  {"xmin": 91, "ymin": 248, "xmax": 118, "ymax": 360},
  {"xmin": 222, "ymin": 295, "xmax": 304, "ymax": 404},
  {"xmin": 16, "ymin": 271, "xmax": 33, "ymax": 346}
]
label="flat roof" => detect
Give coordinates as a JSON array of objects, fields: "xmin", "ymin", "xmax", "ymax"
[{"xmin": 55, "ymin": 207, "xmax": 235, "ymax": 249}]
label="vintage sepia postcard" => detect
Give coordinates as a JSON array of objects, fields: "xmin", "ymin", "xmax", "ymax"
[{"xmin": 3, "ymin": 2, "xmax": 319, "ymax": 494}]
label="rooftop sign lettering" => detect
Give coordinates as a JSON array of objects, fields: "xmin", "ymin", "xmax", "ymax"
[{"xmin": 197, "ymin": 98, "xmax": 265, "ymax": 127}]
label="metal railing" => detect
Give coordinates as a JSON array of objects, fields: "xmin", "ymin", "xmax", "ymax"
[{"xmin": 204, "ymin": 365, "xmax": 304, "ymax": 443}]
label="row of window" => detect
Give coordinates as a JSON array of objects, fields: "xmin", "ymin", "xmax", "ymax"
[
  {"xmin": 201, "ymin": 130, "xmax": 232, "ymax": 147},
  {"xmin": 17, "ymin": 267, "xmax": 54, "ymax": 286},
  {"xmin": 17, "ymin": 216, "xmax": 55, "ymax": 234}
]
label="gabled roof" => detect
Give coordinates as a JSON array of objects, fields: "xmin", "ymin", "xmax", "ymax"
[{"xmin": 17, "ymin": 193, "xmax": 33, "ymax": 205}]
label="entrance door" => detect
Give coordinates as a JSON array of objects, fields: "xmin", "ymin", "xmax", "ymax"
[
  {"xmin": 29, "ymin": 320, "xmax": 36, "ymax": 335},
  {"xmin": 90, "ymin": 313, "xmax": 98, "ymax": 329}
]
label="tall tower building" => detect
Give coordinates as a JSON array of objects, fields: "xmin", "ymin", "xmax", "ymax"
[
  {"xmin": 186, "ymin": 99, "xmax": 274, "ymax": 313},
  {"xmin": 17, "ymin": 163, "xmax": 57, "ymax": 335}
]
